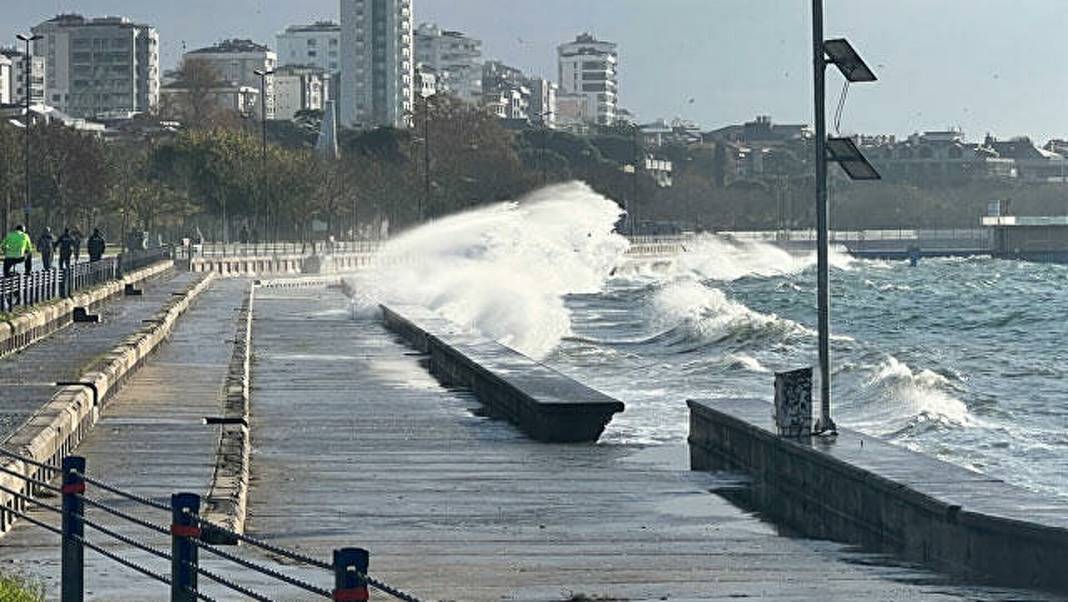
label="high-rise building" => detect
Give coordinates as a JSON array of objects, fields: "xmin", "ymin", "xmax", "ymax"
[
  {"xmin": 31, "ymin": 14, "xmax": 159, "ymax": 118},
  {"xmin": 0, "ymin": 48, "xmax": 46, "ymax": 107},
  {"xmin": 414, "ymin": 23, "xmax": 481, "ymax": 105},
  {"xmin": 339, "ymin": 0, "xmax": 414, "ymax": 129},
  {"xmin": 184, "ymin": 39, "xmax": 277, "ymax": 119},
  {"xmin": 276, "ymin": 21, "xmax": 342, "ymax": 76},
  {"xmin": 557, "ymin": 33, "xmax": 618, "ymax": 126}
]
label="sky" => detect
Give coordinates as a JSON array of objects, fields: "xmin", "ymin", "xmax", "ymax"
[{"xmin": 6, "ymin": 0, "xmax": 1068, "ymax": 143}]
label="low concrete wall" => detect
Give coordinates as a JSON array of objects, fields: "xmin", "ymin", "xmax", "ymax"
[
  {"xmin": 189, "ymin": 252, "xmax": 373, "ymax": 276},
  {"xmin": 0, "ymin": 260, "xmax": 175, "ymax": 358},
  {"xmin": 688, "ymin": 398, "xmax": 1068, "ymax": 593},
  {"xmin": 0, "ymin": 273, "xmax": 215, "ymax": 535},
  {"xmin": 381, "ymin": 304, "xmax": 624, "ymax": 443},
  {"xmin": 202, "ymin": 283, "xmax": 254, "ymax": 543}
]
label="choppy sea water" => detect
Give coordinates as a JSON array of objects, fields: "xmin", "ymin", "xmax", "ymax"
[
  {"xmin": 553, "ymin": 243, "xmax": 1068, "ymax": 499},
  {"xmin": 354, "ymin": 181, "xmax": 1068, "ymax": 500}
]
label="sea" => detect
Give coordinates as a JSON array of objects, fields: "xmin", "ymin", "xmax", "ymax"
[{"xmin": 352, "ymin": 181, "xmax": 1068, "ymax": 500}]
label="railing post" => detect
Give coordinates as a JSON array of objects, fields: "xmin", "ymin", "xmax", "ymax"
[
  {"xmin": 61, "ymin": 456, "xmax": 86, "ymax": 602},
  {"xmin": 333, "ymin": 547, "xmax": 370, "ymax": 602},
  {"xmin": 170, "ymin": 492, "xmax": 200, "ymax": 602}
]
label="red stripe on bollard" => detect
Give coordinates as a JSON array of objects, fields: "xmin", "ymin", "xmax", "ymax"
[
  {"xmin": 170, "ymin": 524, "xmax": 201, "ymax": 538},
  {"xmin": 333, "ymin": 587, "xmax": 369, "ymax": 601},
  {"xmin": 61, "ymin": 483, "xmax": 85, "ymax": 495}
]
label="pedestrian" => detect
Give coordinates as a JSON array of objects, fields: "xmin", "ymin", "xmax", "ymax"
[
  {"xmin": 71, "ymin": 227, "xmax": 83, "ymax": 262},
  {"xmin": 1, "ymin": 225, "xmax": 34, "ymax": 278},
  {"xmin": 87, "ymin": 228, "xmax": 106, "ymax": 262},
  {"xmin": 37, "ymin": 227, "xmax": 55, "ymax": 271},
  {"xmin": 56, "ymin": 228, "xmax": 76, "ymax": 270}
]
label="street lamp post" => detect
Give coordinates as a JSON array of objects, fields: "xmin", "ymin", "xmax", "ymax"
[
  {"xmin": 422, "ymin": 95, "xmax": 431, "ymax": 222},
  {"xmin": 810, "ymin": 0, "xmax": 880, "ymax": 434},
  {"xmin": 16, "ymin": 33, "xmax": 41, "ymax": 231},
  {"xmin": 254, "ymin": 68, "xmax": 273, "ymax": 249}
]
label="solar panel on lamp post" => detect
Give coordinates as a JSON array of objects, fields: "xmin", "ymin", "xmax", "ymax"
[{"xmin": 810, "ymin": 1, "xmax": 879, "ymax": 436}]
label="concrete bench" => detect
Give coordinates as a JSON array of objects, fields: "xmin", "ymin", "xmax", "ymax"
[{"xmin": 381, "ymin": 304, "xmax": 623, "ymax": 443}]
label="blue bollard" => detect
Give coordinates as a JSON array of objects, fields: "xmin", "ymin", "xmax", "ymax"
[
  {"xmin": 333, "ymin": 547, "xmax": 370, "ymax": 601},
  {"xmin": 171, "ymin": 492, "xmax": 201, "ymax": 602},
  {"xmin": 61, "ymin": 456, "xmax": 86, "ymax": 602}
]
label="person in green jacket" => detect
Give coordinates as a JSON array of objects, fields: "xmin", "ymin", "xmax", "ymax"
[{"xmin": 1, "ymin": 225, "xmax": 35, "ymax": 278}]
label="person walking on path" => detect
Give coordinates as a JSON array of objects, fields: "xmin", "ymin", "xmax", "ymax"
[
  {"xmin": 87, "ymin": 228, "xmax": 106, "ymax": 262},
  {"xmin": 56, "ymin": 228, "xmax": 76, "ymax": 270},
  {"xmin": 71, "ymin": 227, "xmax": 83, "ymax": 262},
  {"xmin": 37, "ymin": 227, "xmax": 55, "ymax": 271},
  {"xmin": 1, "ymin": 225, "xmax": 35, "ymax": 278}
]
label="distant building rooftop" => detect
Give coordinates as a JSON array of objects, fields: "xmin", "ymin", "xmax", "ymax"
[
  {"xmin": 188, "ymin": 39, "xmax": 272, "ymax": 55},
  {"xmin": 283, "ymin": 21, "xmax": 340, "ymax": 33},
  {"xmin": 37, "ymin": 13, "xmax": 150, "ymax": 29}
]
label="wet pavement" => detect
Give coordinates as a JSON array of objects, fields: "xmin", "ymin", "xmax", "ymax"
[{"xmin": 0, "ymin": 270, "xmax": 196, "ymax": 440}]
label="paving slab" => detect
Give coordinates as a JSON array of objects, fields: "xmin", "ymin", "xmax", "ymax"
[{"xmin": 0, "ymin": 271, "xmax": 196, "ymax": 440}]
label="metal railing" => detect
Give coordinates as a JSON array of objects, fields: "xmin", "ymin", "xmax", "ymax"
[
  {"xmin": 186, "ymin": 241, "xmax": 380, "ymax": 259},
  {"xmin": 0, "ymin": 247, "xmax": 172, "ymax": 313},
  {"xmin": 0, "ymin": 447, "xmax": 423, "ymax": 602}
]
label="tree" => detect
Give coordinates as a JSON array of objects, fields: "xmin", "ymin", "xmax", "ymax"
[{"xmin": 160, "ymin": 58, "xmax": 244, "ymax": 129}]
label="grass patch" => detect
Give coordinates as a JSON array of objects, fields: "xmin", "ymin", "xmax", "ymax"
[{"xmin": 0, "ymin": 572, "xmax": 43, "ymax": 602}]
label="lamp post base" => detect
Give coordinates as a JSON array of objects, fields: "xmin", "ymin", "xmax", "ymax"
[{"xmin": 813, "ymin": 415, "xmax": 838, "ymax": 436}]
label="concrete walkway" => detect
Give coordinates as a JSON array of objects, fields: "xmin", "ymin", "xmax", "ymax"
[
  {"xmin": 0, "ymin": 270, "xmax": 195, "ymax": 440},
  {"xmin": 0, "ymin": 284, "xmax": 1058, "ymax": 601},
  {"xmin": 235, "ymin": 287, "xmax": 1057, "ymax": 601},
  {"xmin": 0, "ymin": 278, "xmax": 247, "ymax": 598}
]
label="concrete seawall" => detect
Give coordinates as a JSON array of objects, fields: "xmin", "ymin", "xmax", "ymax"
[
  {"xmin": 688, "ymin": 398, "xmax": 1068, "ymax": 593},
  {"xmin": 0, "ymin": 260, "xmax": 174, "ymax": 357},
  {"xmin": 0, "ymin": 273, "xmax": 215, "ymax": 535},
  {"xmin": 380, "ymin": 304, "xmax": 623, "ymax": 443}
]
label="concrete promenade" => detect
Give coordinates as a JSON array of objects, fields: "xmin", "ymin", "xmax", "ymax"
[
  {"xmin": 0, "ymin": 280, "xmax": 1060, "ymax": 600},
  {"xmin": 0, "ymin": 278, "xmax": 251, "ymax": 597},
  {"xmin": 237, "ymin": 286, "xmax": 1055, "ymax": 601},
  {"xmin": 0, "ymin": 270, "xmax": 194, "ymax": 440}
]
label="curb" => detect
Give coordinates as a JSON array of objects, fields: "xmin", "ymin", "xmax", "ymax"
[
  {"xmin": 202, "ymin": 283, "xmax": 254, "ymax": 543},
  {"xmin": 0, "ymin": 272, "xmax": 215, "ymax": 535}
]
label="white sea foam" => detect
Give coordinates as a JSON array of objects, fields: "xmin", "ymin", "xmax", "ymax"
[
  {"xmin": 852, "ymin": 355, "xmax": 972, "ymax": 429},
  {"xmin": 351, "ymin": 181, "xmax": 628, "ymax": 359},
  {"xmin": 647, "ymin": 278, "xmax": 813, "ymax": 346},
  {"xmin": 665, "ymin": 233, "xmax": 855, "ymax": 283}
]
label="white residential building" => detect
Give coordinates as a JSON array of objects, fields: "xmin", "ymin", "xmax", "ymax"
[
  {"xmin": 0, "ymin": 48, "xmax": 47, "ymax": 107},
  {"xmin": 339, "ymin": 0, "xmax": 414, "ymax": 129},
  {"xmin": 273, "ymin": 64, "xmax": 328, "ymax": 120},
  {"xmin": 31, "ymin": 14, "xmax": 159, "ymax": 118},
  {"xmin": 0, "ymin": 55, "xmax": 11, "ymax": 105},
  {"xmin": 557, "ymin": 33, "xmax": 617, "ymax": 126},
  {"xmin": 184, "ymin": 39, "xmax": 277, "ymax": 119},
  {"xmin": 414, "ymin": 23, "xmax": 481, "ymax": 104},
  {"xmin": 527, "ymin": 78, "xmax": 556, "ymax": 128},
  {"xmin": 276, "ymin": 21, "xmax": 342, "ymax": 76}
]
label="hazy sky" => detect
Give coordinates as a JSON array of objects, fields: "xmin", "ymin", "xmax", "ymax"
[{"xmin": 6, "ymin": 1, "xmax": 1068, "ymax": 143}]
